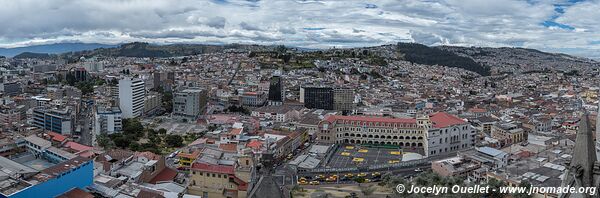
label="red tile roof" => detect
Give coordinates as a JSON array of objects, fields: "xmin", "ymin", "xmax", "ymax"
[
  {"xmin": 136, "ymin": 189, "xmax": 164, "ymax": 198},
  {"xmin": 78, "ymin": 150, "xmax": 95, "ymax": 158},
  {"xmin": 149, "ymin": 168, "xmax": 178, "ymax": 184},
  {"xmin": 135, "ymin": 151, "xmax": 161, "ymax": 160},
  {"xmin": 188, "ymin": 138, "xmax": 207, "ymax": 146},
  {"xmin": 430, "ymin": 112, "xmax": 466, "ymax": 128},
  {"xmin": 57, "ymin": 188, "xmax": 94, "ymax": 198},
  {"xmin": 219, "ymin": 143, "xmax": 237, "ymax": 152},
  {"xmin": 190, "ymin": 162, "xmax": 234, "ymax": 174},
  {"xmin": 177, "ymin": 150, "xmax": 201, "ymax": 159},
  {"xmin": 229, "ymin": 128, "xmax": 243, "ymax": 135},
  {"xmin": 247, "ymin": 140, "xmax": 263, "ymax": 149},
  {"xmin": 468, "ymin": 108, "xmax": 487, "ymax": 113},
  {"xmin": 47, "ymin": 132, "xmax": 67, "ymax": 142},
  {"xmin": 230, "ymin": 175, "xmax": 248, "ymax": 191},
  {"xmin": 64, "ymin": 141, "xmax": 92, "ymax": 152},
  {"xmin": 323, "ymin": 115, "xmax": 416, "ymax": 124}
]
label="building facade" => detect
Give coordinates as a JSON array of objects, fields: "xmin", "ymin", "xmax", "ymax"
[
  {"xmin": 491, "ymin": 122, "xmax": 525, "ymax": 146},
  {"xmin": 0, "ymin": 82, "xmax": 22, "ymax": 96},
  {"xmin": 32, "ymin": 107, "xmax": 73, "ymax": 135},
  {"xmin": 267, "ymin": 74, "xmax": 284, "ymax": 106},
  {"xmin": 333, "ymin": 88, "xmax": 354, "ymax": 112},
  {"xmin": 317, "ymin": 112, "xmax": 474, "ymax": 156},
  {"xmin": 1, "ymin": 156, "xmax": 94, "ymax": 198},
  {"xmin": 317, "ymin": 115, "xmax": 430, "ymax": 153},
  {"xmin": 303, "ymin": 86, "xmax": 354, "ymax": 111},
  {"xmin": 187, "ymin": 158, "xmax": 253, "ymax": 198},
  {"xmin": 241, "ymin": 92, "xmax": 266, "ymax": 107},
  {"xmin": 303, "ymin": 87, "xmax": 334, "ymax": 110},
  {"xmin": 173, "ymin": 88, "xmax": 208, "ymax": 121},
  {"xmin": 143, "ymin": 92, "xmax": 162, "ymax": 115},
  {"xmin": 427, "ymin": 112, "xmax": 476, "ymax": 156},
  {"xmin": 118, "ymin": 78, "xmax": 145, "ymax": 118},
  {"xmin": 94, "ymin": 106, "xmax": 123, "ymax": 135}
]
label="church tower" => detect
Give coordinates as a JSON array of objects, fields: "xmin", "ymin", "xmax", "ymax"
[{"xmin": 560, "ymin": 112, "xmax": 600, "ymax": 198}]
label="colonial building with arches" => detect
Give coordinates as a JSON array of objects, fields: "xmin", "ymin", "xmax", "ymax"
[{"xmin": 316, "ymin": 112, "xmax": 475, "ymax": 157}]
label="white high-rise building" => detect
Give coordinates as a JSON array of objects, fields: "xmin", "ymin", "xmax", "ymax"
[
  {"xmin": 94, "ymin": 106, "xmax": 122, "ymax": 135},
  {"xmin": 118, "ymin": 77, "xmax": 145, "ymax": 118}
]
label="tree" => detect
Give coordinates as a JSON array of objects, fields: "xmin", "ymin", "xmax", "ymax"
[
  {"xmin": 513, "ymin": 181, "xmax": 532, "ymax": 198},
  {"xmin": 370, "ymin": 70, "xmax": 383, "ymax": 79},
  {"xmin": 165, "ymin": 134, "xmax": 184, "ymax": 147},
  {"xmin": 354, "ymin": 177, "xmax": 366, "ymax": 183},
  {"xmin": 396, "ymin": 42, "xmax": 490, "ymax": 76},
  {"xmin": 75, "ymin": 81, "xmax": 94, "ymax": 95},
  {"xmin": 147, "ymin": 129, "xmax": 157, "ymax": 136},
  {"xmin": 113, "ymin": 134, "xmax": 132, "ymax": 149},
  {"xmin": 162, "ymin": 91, "xmax": 173, "ymax": 113},
  {"xmin": 140, "ymin": 142, "xmax": 161, "ymax": 154},
  {"xmin": 109, "ymin": 78, "xmax": 118, "ymax": 85},
  {"xmin": 158, "ymin": 128, "xmax": 167, "ymax": 134},
  {"xmin": 360, "ymin": 185, "xmax": 376, "ymax": 196},
  {"xmin": 97, "ymin": 134, "xmax": 113, "ymax": 149},
  {"xmin": 65, "ymin": 73, "xmax": 76, "ymax": 86},
  {"xmin": 128, "ymin": 142, "xmax": 141, "ymax": 151},
  {"xmin": 123, "ymin": 119, "xmax": 144, "ymax": 138}
]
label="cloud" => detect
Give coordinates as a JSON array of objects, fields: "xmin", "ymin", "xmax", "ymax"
[
  {"xmin": 278, "ymin": 27, "xmax": 296, "ymax": 34},
  {"xmin": 205, "ymin": 17, "xmax": 227, "ymax": 29},
  {"xmin": 239, "ymin": 22, "xmax": 262, "ymax": 31},
  {"xmin": 0, "ymin": 0, "xmax": 598, "ymax": 58}
]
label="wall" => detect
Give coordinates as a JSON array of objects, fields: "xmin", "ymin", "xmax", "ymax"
[
  {"xmin": 427, "ymin": 124, "xmax": 475, "ymax": 156},
  {"xmin": 188, "ymin": 170, "xmax": 240, "ymax": 198},
  {"xmin": 9, "ymin": 160, "xmax": 93, "ymax": 198}
]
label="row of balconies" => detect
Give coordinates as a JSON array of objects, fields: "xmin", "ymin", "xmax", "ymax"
[{"xmin": 341, "ymin": 133, "xmax": 424, "ymax": 140}]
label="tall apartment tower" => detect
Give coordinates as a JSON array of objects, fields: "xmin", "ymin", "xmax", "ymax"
[
  {"xmin": 118, "ymin": 78, "xmax": 145, "ymax": 118},
  {"xmin": 94, "ymin": 106, "xmax": 122, "ymax": 135},
  {"xmin": 333, "ymin": 88, "xmax": 354, "ymax": 112},
  {"xmin": 267, "ymin": 72, "xmax": 284, "ymax": 106},
  {"xmin": 153, "ymin": 72, "xmax": 163, "ymax": 90},
  {"xmin": 303, "ymin": 86, "xmax": 334, "ymax": 110},
  {"xmin": 303, "ymin": 86, "xmax": 354, "ymax": 111},
  {"xmin": 173, "ymin": 88, "xmax": 208, "ymax": 121}
]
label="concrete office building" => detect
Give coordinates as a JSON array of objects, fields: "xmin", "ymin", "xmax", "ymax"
[
  {"xmin": 94, "ymin": 106, "xmax": 122, "ymax": 135},
  {"xmin": 118, "ymin": 78, "xmax": 145, "ymax": 118},
  {"xmin": 32, "ymin": 107, "xmax": 73, "ymax": 135},
  {"xmin": 302, "ymin": 86, "xmax": 353, "ymax": 111},
  {"xmin": 173, "ymin": 88, "xmax": 207, "ymax": 121},
  {"xmin": 267, "ymin": 73, "xmax": 284, "ymax": 106},
  {"xmin": 241, "ymin": 92, "xmax": 266, "ymax": 107},
  {"xmin": 303, "ymin": 86, "xmax": 334, "ymax": 110},
  {"xmin": 0, "ymin": 82, "xmax": 22, "ymax": 96},
  {"xmin": 333, "ymin": 88, "xmax": 354, "ymax": 111}
]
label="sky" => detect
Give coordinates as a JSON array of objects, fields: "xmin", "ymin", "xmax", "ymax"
[{"xmin": 0, "ymin": 0, "xmax": 599, "ymax": 59}]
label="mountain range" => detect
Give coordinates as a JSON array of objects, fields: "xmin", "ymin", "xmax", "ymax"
[
  {"xmin": 2, "ymin": 42, "xmax": 597, "ymax": 76},
  {"xmin": 0, "ymin": 43, "xmax": 117, "ymax": 57}
]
